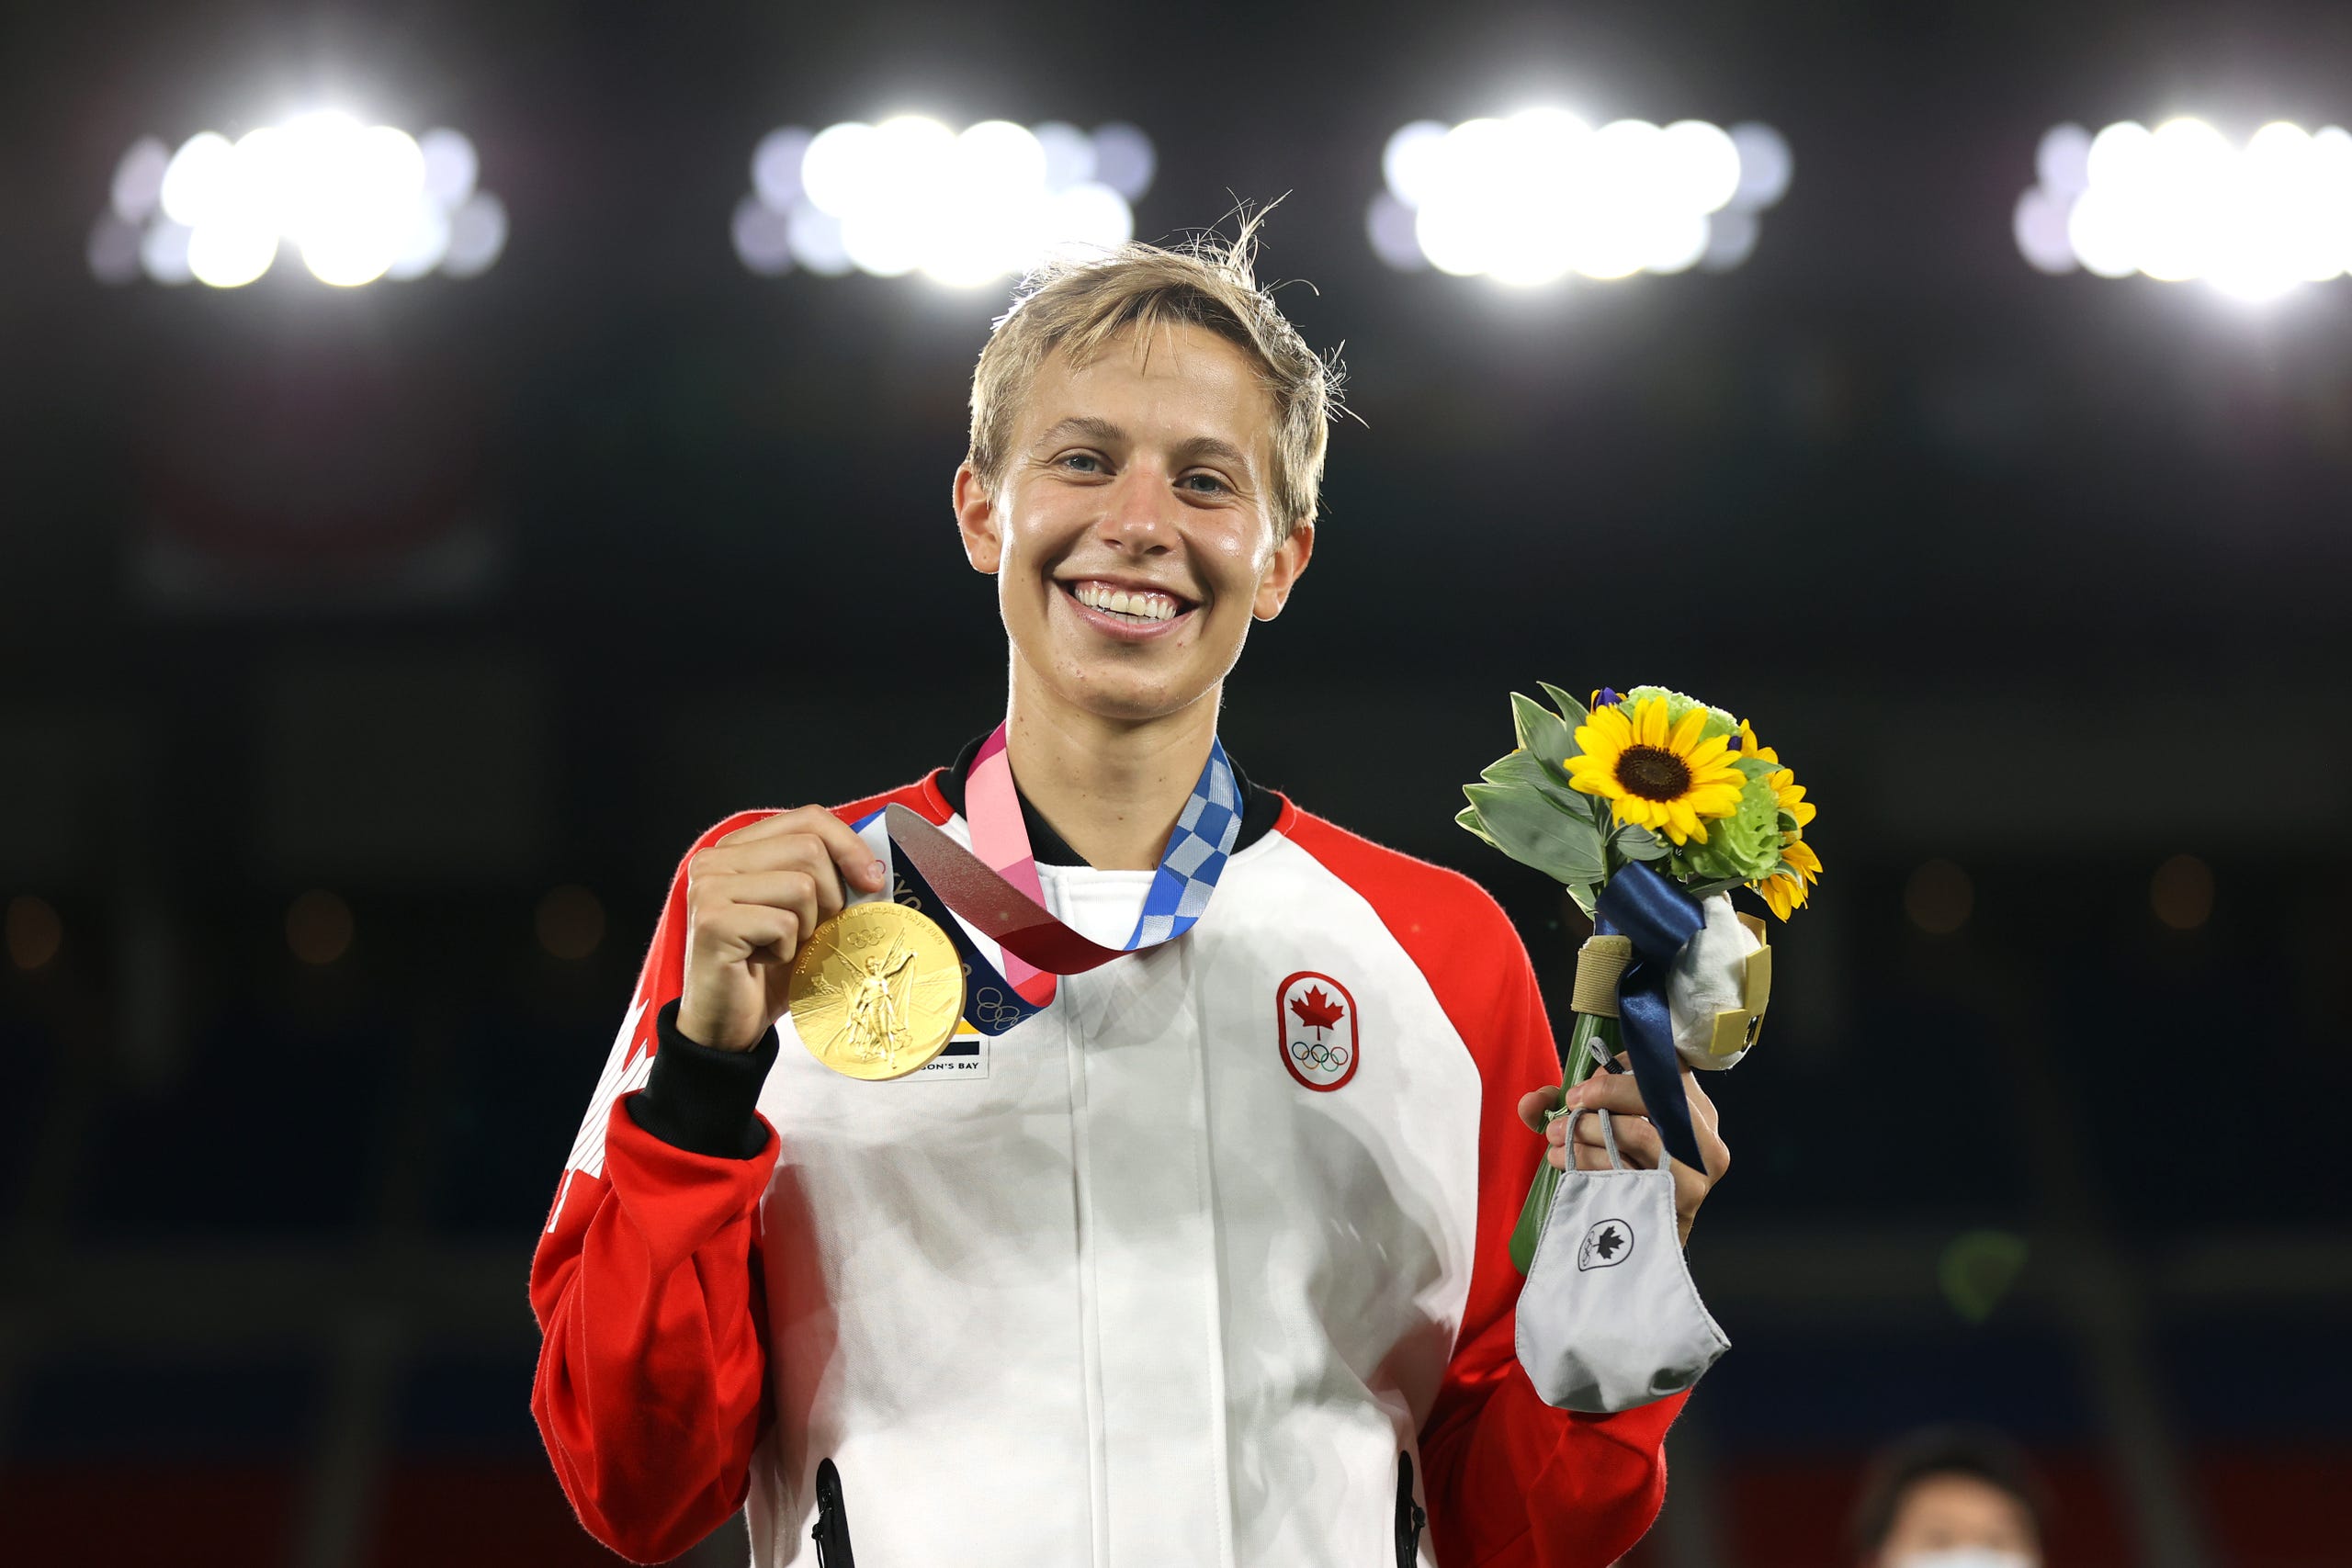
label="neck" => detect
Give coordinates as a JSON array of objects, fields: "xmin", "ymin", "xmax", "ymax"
[{"xmin": 1001, "ymin": 679, "xmax": 1219, "ymax": 872}]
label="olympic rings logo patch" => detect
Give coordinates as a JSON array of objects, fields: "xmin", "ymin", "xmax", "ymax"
[{"xmin": 1276, "ymin": 970, "xmax": 1359, "ymax": 1092}]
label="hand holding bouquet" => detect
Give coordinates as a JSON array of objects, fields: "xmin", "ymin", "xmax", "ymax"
[{"xmin": 1458, "ymin": 684, "xmax": 1819, "ymax": 1270}]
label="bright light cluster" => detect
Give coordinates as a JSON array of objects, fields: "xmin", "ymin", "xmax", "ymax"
[
  {"xmin": 1368, "ymin": 110, "xmax": 1792, "ymax": 285},
  {"xmin": 90, "ymin": 114, "xmax": 506, "ymax": 289},
  {"xmin": 2016, "ymin": 118, "xmax": 2352, "ymax": 299},
  {"xmin": 730, "ymin": 116, "xmax": 1153, "ymax": 285}
]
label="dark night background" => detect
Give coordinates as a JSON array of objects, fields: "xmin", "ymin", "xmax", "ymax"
[{"xmin": 2, "ymin": 1, "xmax": 2347, "ymax": 1563}]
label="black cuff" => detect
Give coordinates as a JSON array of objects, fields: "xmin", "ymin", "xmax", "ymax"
[{"xmin": 625, "ymin": 998, "xmax": 780, "ymax": 1159}]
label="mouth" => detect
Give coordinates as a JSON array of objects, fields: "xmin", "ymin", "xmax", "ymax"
[{"xmin": 1057, "ymin": 577, "xmax": 1200, "ymax": 637}]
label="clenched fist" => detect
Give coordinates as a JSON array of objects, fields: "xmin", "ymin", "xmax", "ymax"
[{"xmin": 676, "ymin": 807, "xmax": 890, "ymax": 1052}]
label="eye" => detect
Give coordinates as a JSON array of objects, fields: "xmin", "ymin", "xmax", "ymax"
[
  {"xmin": 1181, "ymin": 471, "xmax": 1231, "ymax": 495},
  {"xmin": 1057, "ymin": 451, "xmax": 1105, "ymax": 474}
]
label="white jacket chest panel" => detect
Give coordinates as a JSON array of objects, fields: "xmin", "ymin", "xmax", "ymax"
[{"xmin": 748, "ymin": 824, "xmax": 1484, "ymax": 1566}]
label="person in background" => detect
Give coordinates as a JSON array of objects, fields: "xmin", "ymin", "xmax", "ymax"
[{"xmin": 1849, "ymin": 1424, "xmax": 2050, "ymax": 1568}]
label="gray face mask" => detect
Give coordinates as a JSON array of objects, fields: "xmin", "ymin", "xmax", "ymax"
[{"xmin": 1514, "ymin": 1108, "xmax": 1730, "ymax": 1413}]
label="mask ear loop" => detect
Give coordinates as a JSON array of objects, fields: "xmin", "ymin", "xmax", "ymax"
[{"xmin": 1560, "ymin": 1107, "xmax": 1630, "ymax": 1171}]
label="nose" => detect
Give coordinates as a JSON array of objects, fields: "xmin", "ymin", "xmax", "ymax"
[{"xmin": 1097, "ymin": 464, "xmax": 1179, "ymax": 556}]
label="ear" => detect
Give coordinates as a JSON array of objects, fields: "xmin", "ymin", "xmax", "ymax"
[
  {"xmin": 954, "ymin": 461, "xmax": 1002, "ymax": 574},
  {"xmin": 1251, "ymin": 520, "xmax": 1314, "ymax": 621}
]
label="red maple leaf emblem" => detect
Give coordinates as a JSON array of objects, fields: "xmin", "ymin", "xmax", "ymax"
[{"xmin": 1289, "ymin": 984, "xmax": 1346, "ymax": 1035}]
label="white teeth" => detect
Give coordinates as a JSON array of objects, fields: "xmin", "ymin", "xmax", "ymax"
[{"xmin": 1073, "ymin": 581, "xmax": 1180, "ymax": 623}]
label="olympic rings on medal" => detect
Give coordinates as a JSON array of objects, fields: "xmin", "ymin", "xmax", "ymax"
[
  {"xmin": 1290, "ymin": 1039, "xmax": 1351, "ymax": 1070},
  {"xmin": 971, "ymin": 987, "xmax": 1025, "ymax": 1032}
]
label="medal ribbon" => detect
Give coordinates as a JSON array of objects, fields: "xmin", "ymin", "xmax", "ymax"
[
  {"xmin": 962, "ymin": 728, "xmax": 1058, "ymax": 1006},
  {"xmin": 865, "ymin": 723, "xmax": 1245, "ymax": 1027}
]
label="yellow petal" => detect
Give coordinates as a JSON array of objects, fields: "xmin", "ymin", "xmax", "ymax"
[
  {"xmin": 1792, "ymin": 800, "xmax": 1817, "ymax": 826},
  {"xmin": 1686, "ymin": 734, "xmax": 1732, "ymax": 769},
  {"xmin": 1668, "ymin": 707, "xmax": 1708, "ymax": 757},
  {"xmin": 1635, "ymin": 697, "xmax": 1668, "ymax": 749}
]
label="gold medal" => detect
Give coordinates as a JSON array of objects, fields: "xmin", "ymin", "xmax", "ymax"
[{"xmin": 786, "ymin": 900, "xmax": 966, "ymax": 1080}]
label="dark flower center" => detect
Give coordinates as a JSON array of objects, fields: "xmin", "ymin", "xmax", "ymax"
[{"xmin": 1616, "ymin": 745, "xmax": 1692, "ymax": 801}]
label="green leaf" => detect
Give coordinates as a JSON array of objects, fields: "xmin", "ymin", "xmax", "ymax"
[
  {"xmin": 1480, "ymin": 749, "xmax": 1597, "ymax": 815},
  {"xmin": 1510, "ymin": 692, "xmax": 1577, "ymax": 773},
  {"xmin": 1611, "ymin": 820, "xmax": 1669, "ymax": 862},
  {"xmin": 1455, "ymin": 802, "xmax": 1500, "ymax": 852},
  {"xmin": 1564, "ymin": 882, "xmax": 1598, "ymax": 919},
  {"xmin": 1479, "ymin": 750, "xmax": 1552, "ymax": 790},
  {"xmin": 1537, "ymin": 682, "xmax": 1592, "ymax": 733},
  {"xmin": 1679, "ymin": 875, "xmax": 1748, "ymax": 897},
  {"xmin": 1464, "ymin": 783, "xmax": 1608, "ymax": 886}
]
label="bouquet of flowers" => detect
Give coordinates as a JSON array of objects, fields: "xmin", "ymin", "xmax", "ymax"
[{"xmin": 1458, "ymin": 683, "xmax": 1819, "ymax": 1270}]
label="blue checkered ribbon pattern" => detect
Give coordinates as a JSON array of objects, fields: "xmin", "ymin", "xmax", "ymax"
[{"xmin": 1128, "ymin": 739, "xmax": 1241, "ymax": 947}]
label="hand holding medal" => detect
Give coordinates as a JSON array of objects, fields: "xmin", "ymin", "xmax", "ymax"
[
  {"xmin": 680, "ymin": 722, "xmax": 1244, "ymax": 1081},
  {"xmin": 674, "ymin": 806, "xmax": 903, "ymax": 1054}
]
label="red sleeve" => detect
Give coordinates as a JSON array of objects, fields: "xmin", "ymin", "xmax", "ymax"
[
  {"xmin": 529, "ymin": 784, "xmax": 944, "ymax": 1562},
  {"xmin": 1283, "ymin": 807, "xmax": 1688, "ymax": 1568}
]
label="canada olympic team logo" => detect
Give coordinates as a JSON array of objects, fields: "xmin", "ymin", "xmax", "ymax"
[{"xmin": 1276, "ymin": 970, "xmax": 1359, "ymax": 1092}]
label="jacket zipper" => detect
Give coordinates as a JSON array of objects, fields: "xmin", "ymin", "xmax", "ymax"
[
  {"xmin": 1395, "ymin": 1450, "xmax": 1427, "ymax": 1566},
  {"xmin": 812, "ymin": 1457, "xmax": 856, "ymax": 1567}
]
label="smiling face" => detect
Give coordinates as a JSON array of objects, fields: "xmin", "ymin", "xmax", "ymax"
[{"xmin": 955, "ymin": 321, "xmax": 1313, "ymax": 728}]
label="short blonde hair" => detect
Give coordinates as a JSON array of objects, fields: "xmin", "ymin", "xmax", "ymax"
[{"xmin": 967, "ymin": 220, "xmax": 1340, "ymax": 540}]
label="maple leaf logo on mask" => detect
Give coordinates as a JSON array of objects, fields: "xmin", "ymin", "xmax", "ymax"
[
  {"xmin": 1577, "ymin": 1214, "xmax": 1636, "ymax": 1270},
  {"xmin": 1289, "ymin": 985, "xmax": 1346, "ymax": 1036}
]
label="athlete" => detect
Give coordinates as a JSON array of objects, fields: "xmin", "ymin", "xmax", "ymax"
[{"xmin": 531, "ymin": 226, "xmax": 1733, "ymax": 1566}]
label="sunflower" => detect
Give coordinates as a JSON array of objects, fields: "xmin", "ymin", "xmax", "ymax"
[
  {"xmin": 1755, "ymin": 867, "xmax": 1809, "ymax": 919},
  {"xmin": 1752, "ymin": 832, "xmax": 1824, "ymax": 919},
  {"xmin": 1566, "ymin": 695, "xmax": 1747, "ymax": 846},
  {"xmin": 1767, "ymin": 767, "xmax": 1815, "ymax": 829}
]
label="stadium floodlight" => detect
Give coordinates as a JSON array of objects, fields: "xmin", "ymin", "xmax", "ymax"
[
  {"xmin": 732, "ymin": 117, "xmax": 1153, "ymax": 285},
  {"xmin": 90, "ymin": 115, "xmax": 504, "ymax": 288},
  {"xmin": 2017, "ymin": 118, "xmax": 2352, "ymax": 299},
  {"xmin": 1367, "ymin": 109, "xmax": 1791, "ymax": 285}
]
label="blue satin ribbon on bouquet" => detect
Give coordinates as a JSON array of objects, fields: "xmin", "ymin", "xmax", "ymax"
[{"xmin": 1594, "ymin": 861, "xmax": 1708, "ymax": 1173}]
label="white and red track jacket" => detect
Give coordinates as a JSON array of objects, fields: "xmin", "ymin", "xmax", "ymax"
[{"xmin": 532, "ymin": 747, "xmax": 1687, "ymax": 1566}]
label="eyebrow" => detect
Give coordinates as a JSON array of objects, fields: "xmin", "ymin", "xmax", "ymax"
[
  {"xmin": 1034, "ymin": 415, "xmax": 1125, "ymax": 449},
  {"xmin": 1034, "ymin": 416, "xmax": 1256, "ymax": 474}
]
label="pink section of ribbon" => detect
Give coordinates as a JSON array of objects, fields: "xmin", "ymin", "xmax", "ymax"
[{"xmin": 962, "ymin": 726, "xmax": 1057, "ymax": 1006}]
